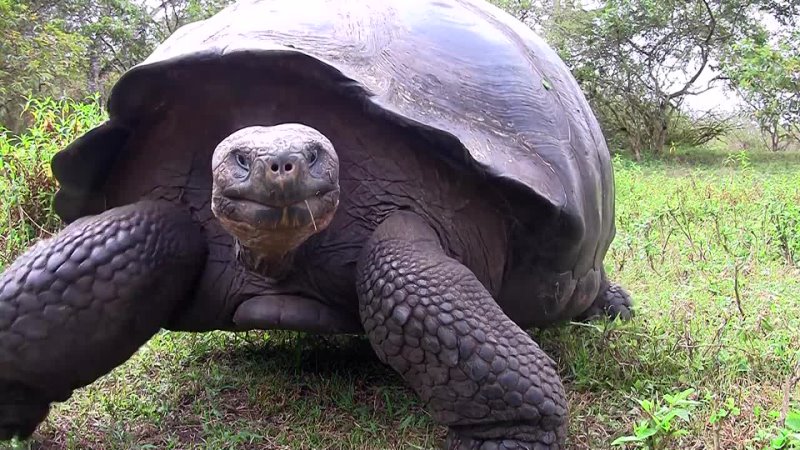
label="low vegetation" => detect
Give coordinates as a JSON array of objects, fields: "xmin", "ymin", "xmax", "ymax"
[
  {"xmin": 0, "ymin": 96, "xmax": 106, "ymax": 263},
  {"xmin": 1, "ymin": 99, "xmax": 798, "ymax": 449}
]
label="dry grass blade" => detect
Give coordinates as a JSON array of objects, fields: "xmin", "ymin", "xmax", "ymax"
[
  {"xmin": 780, "ymin": 360, "xmax": 800, "ymax": 426},
  {"xmin": 305, "ymin": 199, "xmax": 318, "ymax": 231}
]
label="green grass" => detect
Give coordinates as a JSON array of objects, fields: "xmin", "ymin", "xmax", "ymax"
[{"xmin": 2, "ymin": 99, "xmax": 799, "ymax": 450}]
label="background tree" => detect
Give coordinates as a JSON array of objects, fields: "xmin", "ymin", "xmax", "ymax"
[
  {"xmin": 543, "ymin": 0, "xmax": 763, "ymax": 159},
  {"xmin": 720, "ymin": 28, "xmax": 800, "ymax": 151},
  {"xmin": 491, "ymin": 0, "xmax": 796, "ymax": 158},
  {"xmin": 0, "ymin": 0, "xmax": 233, "ymax": 132},
  {"xmin": 0, "ymin": 1, "xmax": 88, "ymax": 131}
]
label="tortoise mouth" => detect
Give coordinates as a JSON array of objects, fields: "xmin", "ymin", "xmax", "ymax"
[
  {"xmin": 214, "ymin": 188, "xmax": 339, "ymax": 232},
  {"xmin": 220, "ymin": 175, "xmax": 338, "ymax": 211},
  {"xmin": 212, "ymin": 187, "xmax": 339, "ymax": 260}
]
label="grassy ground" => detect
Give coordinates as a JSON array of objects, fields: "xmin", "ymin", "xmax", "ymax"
[{"xmin": 2, "ymin": 102, "xmax": 799, "ymax": 450}]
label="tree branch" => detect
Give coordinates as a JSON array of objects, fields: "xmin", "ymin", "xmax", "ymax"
[
  {"xmin": 668, "ymin": 0, "xmax": 716, "ymax": 100},
  {"xmin": 97, "ymin": 34, "xmax": 130, "ymax": 73}
]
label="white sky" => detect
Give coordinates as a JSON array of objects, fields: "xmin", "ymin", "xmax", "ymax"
[{"xmin": 682, "ymin": 68, "xmax": 742, "ymax": 116}]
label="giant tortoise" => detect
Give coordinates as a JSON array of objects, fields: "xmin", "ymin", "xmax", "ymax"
[{"xmin": 0, "ymin": 0, "xmax": 633, "ymax": 448}]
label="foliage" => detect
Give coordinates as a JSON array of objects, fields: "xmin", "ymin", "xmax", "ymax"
[
  {"xmin": 489, "ymin": 0, "xmax": 537, "ymax": 26},
  {"xmin": 0, "ymin": 1, "xmax": 89, "ymax": 131},
  {"xmin": 720, "ymin": 28, "xmax": 800, "ymax": 152},
  {"xmin": 31, "ymin": 0, "xmax": 235, "ymax": 74},
  {"xmin": 0, "ymin": 0, "xmax": 234, "ymax": 132},
  {"xmin": 0, "ymin": 96, "xmax": 106, "ymax": 267},
  {"xmin": 492, "ymin": 0, "xmax": 799, "ymax": 158},
  {"xmin": 708, "ymin": 396, "xmax": 742, "ymax": 430},
  {"xmin": 755, "ymin": 408, "xmax": 800, "ymax": 449},
  {"xmin": 665, "ymin": 111, "xmax": 735, "ymax": 149},
  {"xmin": 611, "ymin": 388, "xmax": 700, "ymax": 449}
]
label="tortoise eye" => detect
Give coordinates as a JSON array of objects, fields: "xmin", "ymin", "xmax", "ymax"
[
  {"xmin": 307, "ymin": 143, "xmax": 321, "ymax": 165},
  {"xmin": 234, "ymin": 152, "xmax": 250, "ymax": 171}
]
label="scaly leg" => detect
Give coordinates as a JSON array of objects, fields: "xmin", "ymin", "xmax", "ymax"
[
  {"xmin": 0, "ymin": 200, "xmax": 207, "ymax": 440},
  {"xmin": 576, "ymin": 272, "xmax": 634, "ymax": 322},
  {"xmin": 356, "ymin": 212, "xmax": 567, "ymax": 450}
]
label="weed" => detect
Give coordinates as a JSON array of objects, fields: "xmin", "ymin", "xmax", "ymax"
[
  {"xmin": 611, "ymin": 388, "xmax": 700, "ymax": 449},
  {"xmin": 0, "ymin": 95, "xmax": 106, "ymax": 265},
  {"xmin": 755, "ymin": 408, "xmax": 800, "ymax": 450}
]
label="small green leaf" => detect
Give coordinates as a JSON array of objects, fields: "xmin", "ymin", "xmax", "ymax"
[
  {"xmin": 636, "ymin": 427, "xmax": 659, "ymax": 439},
  {"xmin": 611, "ymin": 435, "xmax": 645, "ymax": 445},
  {"xmin": 786, "ymin": 411, "xmax": 800, "ymax": 432},
  {"xmin": 673, "ymin": 408, "xmax": 692, "ymax": 422},
  {"xmin": 771, "ymin": 433, "xmax": 787, "ymax": 449},
  {"xmin": 542, "ymin": 78, "xmax": 552, "ymax": 90}
]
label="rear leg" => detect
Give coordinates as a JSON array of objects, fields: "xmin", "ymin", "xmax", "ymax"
[
  {"xmin": 0, "ymin": 200, "xmax": 207, "ymax": 440},
  {"xmin": 576, "ymin": 271, "xmax": 633, "ymax": 322}
]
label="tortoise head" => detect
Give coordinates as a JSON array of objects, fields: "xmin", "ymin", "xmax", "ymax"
[{"xmin": 211, "ymin": 124, "xmax": 340, "ymax": 260}]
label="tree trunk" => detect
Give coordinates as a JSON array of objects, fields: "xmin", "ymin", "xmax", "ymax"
[
  {"xmin": 763, "ymin": 121, "xmax": 782, "ymax": 152},
  {"xmin": 87, "ymin": 36, "xmax": 102, "ymax": 95},
  {"xmin": 771, "ymin": 130, "xmax": 780, "ymax": 152},
  {"xmin": 629, "ymin": 134, "xmax": 642, "ymax": 161},
  {"xmin": 651, "ymin": 102, "xmax": 671, "ymax": 154}
]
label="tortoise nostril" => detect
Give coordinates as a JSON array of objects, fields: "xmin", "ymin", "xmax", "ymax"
[{"xmin": 266, "ymin": 154, "xmax": 302, "ymax": 176}]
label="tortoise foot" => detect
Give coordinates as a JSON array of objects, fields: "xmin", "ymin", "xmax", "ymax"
[
  {"xmin": 579, "ymin": 282, "xmax": 634, "ymax": 322},
  {"xmin": 0, "ymin": 382, "xmax": 50, "ymax": 441},
  {"xmin": 445, "ymin": 430, "xmax": 563, "ymax": 450}
]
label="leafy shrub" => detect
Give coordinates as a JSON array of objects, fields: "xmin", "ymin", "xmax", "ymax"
[
  {"xmin": 611, "ymin": 388, "xmax": 700, "ymax": 449},
  {"xmin": 665, "ymin": 112, "xmax": 734, "ymax": 149},
  {"xmin": 0, "ymin": 96, "xmax": 106, "ymax": 266}
]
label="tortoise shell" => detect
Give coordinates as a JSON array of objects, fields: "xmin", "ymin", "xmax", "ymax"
[{"xmin": 51, "ymin": 0, "xmax": 615, "ymax": 323}]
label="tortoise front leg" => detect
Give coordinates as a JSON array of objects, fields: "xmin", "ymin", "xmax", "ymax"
[
  {"xmin": 0, "ymin": 200, "xmax": 207, "ymax": 440},
  {"xmin": 356, "ymin": 212, "xmax": 567, "ymax": 450}
]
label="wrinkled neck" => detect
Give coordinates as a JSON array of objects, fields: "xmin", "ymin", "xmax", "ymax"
[{"xmin": 235, "ymin": 240, "xmax": 296, "ymax": 280}]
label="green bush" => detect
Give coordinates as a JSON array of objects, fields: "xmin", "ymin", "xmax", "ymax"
[{"xmin": 0, "ymin": 96, "xmax": 106, "ymax": 267}]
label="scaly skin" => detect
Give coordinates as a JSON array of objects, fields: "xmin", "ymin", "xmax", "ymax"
[
  {"xmin": 577, "ymin": 279, "xmax": 634, "ymax": 322},
  {"xmin": 356, "ymin": 212, "xmax": 567, "ymax": 450},
  {"xmin": 0, "ymin": 200, "xmax": 207, "ymax": 440}
]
